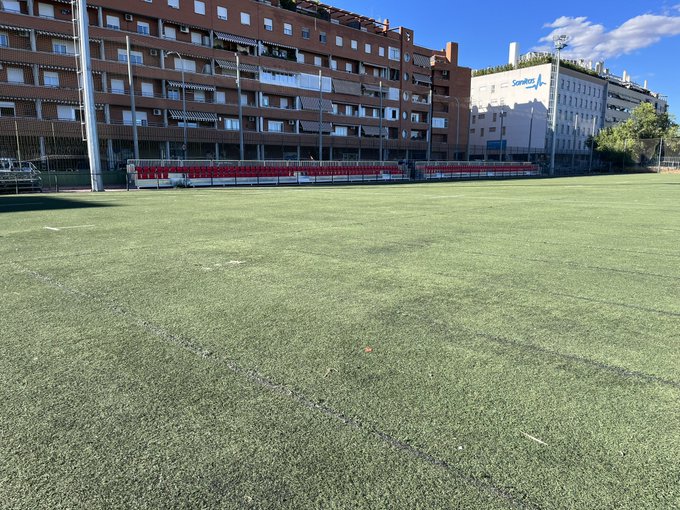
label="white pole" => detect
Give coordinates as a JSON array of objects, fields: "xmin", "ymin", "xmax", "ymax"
[
  {"xmin": 76, "ymin": 0, "xmax": 103, "ymax": 191},
  {"xmin": 318, "ymin": 70, "xmax": 323, "ymax": 161},
  {"xmin": 379, "ymin": 80, "xmax": 383, "ymax": 161},
  {"xmin": 126, "ymin": 36, "xmax": 139, "ymax": 161},
  {"xmin": 236, "ymin": 53, "xmax": 244, "ymax": 161},
  {"xmin": 549, "ymin": 36, "xmax": 568, "ymax": 176}
]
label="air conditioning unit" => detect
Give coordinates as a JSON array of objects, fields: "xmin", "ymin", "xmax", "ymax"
[
  {"xmin": 153, "ymin": 109, "xmax": 161, "ymax": 116},
  {"xmin": 441, "ymin": 70, "xmax": 449, "ymax": 77},
  {"xmin": 125, "ymin": 14, "xmax": 133, "ymax": 22},
  {"xmin": 248, "ymin": 116, "xmax": 255, "ymax": 121},
  {"xmin": 149, "ymin": 48, "xmax": 158, "ymax": 56},
  {"xmin": 180, "ymin": 26, "xmax": 189, "ymax": 33},
  {"xmin": 288, "ymin": 120, "xmax": 295, "ymax": 125}
]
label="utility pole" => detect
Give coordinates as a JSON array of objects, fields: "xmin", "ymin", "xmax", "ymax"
[{"xmin": 549, "ymin": 35, "xmax": 568, "ymax": 176}]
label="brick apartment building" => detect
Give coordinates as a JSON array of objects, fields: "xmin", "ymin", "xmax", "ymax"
[{"xmin": 0, "ymin": 0, "xmax": 471, "ymax": 166}]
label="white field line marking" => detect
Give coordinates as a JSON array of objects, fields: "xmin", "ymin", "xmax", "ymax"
[
  {"xmin": 521, "ymin": 432, "xmax": 548, "ymax": 446},
  {"xmin": 44, "ymin": 224, "xmax": 95, "ymax": 231}
]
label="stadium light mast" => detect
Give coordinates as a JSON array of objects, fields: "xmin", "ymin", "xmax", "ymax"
[
  {"xmin": 74, "ymin": 0, "xmax": 103, "ymax": 191},
  {"xmin": 165, "ymin": 51, "xmax": 187, "ymax": 160},
  {"xmin": 549, "ymin": 34, "xmax": 569, "ymax": 176},
  {"xmin": 236, "ymin": 53, "xmax": 245, "ymax": 161}
]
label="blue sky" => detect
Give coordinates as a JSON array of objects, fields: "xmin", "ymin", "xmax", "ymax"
[{"xmin": 333, "ymin": 0, "xmax": 680, "ymax": 118}]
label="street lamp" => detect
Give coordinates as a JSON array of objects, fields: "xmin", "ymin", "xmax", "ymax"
[
  {"xmin": 549, "ymin": 34, "xmax": 569, "ymax": 176},
  {"xmin": 235, "ymin": 53, "xmax": 244, "ymax": 161},
  {"xmin": 165, "ymin": 50, "xmax": 188, "ymax": 161}
]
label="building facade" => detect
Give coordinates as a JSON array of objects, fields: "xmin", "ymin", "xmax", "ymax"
[
  {"xmin": 469, "ymin": 44, "xmax": 670, "ymax": 161},
  {"xmin": 0, "ymin": 0, "xmax": 470, "ymax": 166}
]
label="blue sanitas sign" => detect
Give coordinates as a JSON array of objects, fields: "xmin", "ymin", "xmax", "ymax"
[{"xmin": 512, "ymin": 74, "xmax": 547, "ymax": 90}]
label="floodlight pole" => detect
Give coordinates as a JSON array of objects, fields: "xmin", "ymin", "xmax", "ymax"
[
  {"xmin": 236, "ymin": 53, "xmax": 244, "ymax": 161},
  {"xmin": 75, "ymin": 0, "xmax": 103, "ymax": 191},
  {"xmin": 549, "ymin": 35, "xmax": 568, "ymax": 176},
  {"xmin": 318, "ymin": 69, "xmax": 323, "ymax": 161},
  {"xmin": 379, "ymin": 80, "xmax": 383, "ymax": 161},
  {"xmin": 499, "ymin": 107, "xmax": 506, "ymax": 161},
  {"xmin": 527, "ymin": 105, "xmax": 534, "ymax": 162},
  {"xmin": 126, "ymin": 35, "xmax": 139, "ymax": 161},
  {"xmin": 166, "ymin": 50, "xmax": 188, "ymax": 160}
]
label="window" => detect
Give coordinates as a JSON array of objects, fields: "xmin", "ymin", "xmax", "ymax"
[
  {"xmin": 52, "ymin": 39, "xmax": 74, "ymax": 54},
  {"xmin": 314, "ymin": 56, "xmax": 322, "ymax": 66},
  {"xmin": 432, "ymin": 117, "xmax": 447, "ymax": 129},
  {"xmin": 283, "ymin": 23, "xmax": 292, "ymax": 36},
  {"xmin": 7, "ymin": 67, "xmax": 24, "ymax": 84},
  {"xmin": 333, "ymin": 126, "xmax": 348, "ymax": 136},
  {"xmin": 168, "ymin": 89, "xmax": 180, "ymax": 100},
  {"xmin": 378, "ymin": 47, "xmax": 385, "ymax": 57},
  {"xmin": 38, "ymin": 2, "xmax": 54, "ymax": 18},
  {"xmin": 240, "ymin": 12, "xmax": 250, "ymax": 25},
  {"xmin": 350, "ymin": 40, "xmax": 357, "ymax": 50},
  {"xmin": 141, "ymin": 82, "xmax": 154, "ymax": 97},
  {"xmin": 214, "ymin": 91, "xmax": 225, "ymax": 104},
  {"xmin": 335, "ymin": 36, "xmax": 343, "ymax": 47},
  {"xmin": 302, "ymin": 28, "xmax": 310, "ymax": 39},
  {"xmin": 319, "ymin": 32, "xmax": 327, "ymax": 44},
  {"xmin": 0, "ymin": 101, "xmax": 16, "ymax": 117},
  {"xmin": 263, "ymin": 18, "xmax": 273, "ymax": 31},
  {"xmin": 118, "ymin": 49, "xmax": 143, "ymax": 65},
  {"xmin": 480, "ymin": 128, "xmax": 485, "ymax": 137},
  {"xmin": 44, "ymin": 71, "xmax": 59, "ymax": 87},
  {"xmin": 163, "ymin": 26, "xmax": 176, "ymax": 39},
  {"xmin": 296, "ymin": 53, "xmax": 305, "ymax": 64},
  {"xmin": 364, "ymin": 43, "xmax": 371, "ymax": 54},
  {"xmin": 174, "ymin": 58, "xmax": 195, "ymax": 72},
  {"xmin": 137, "ymin": 22, "xmax": 150, "ymax": 35},
  {"xmin": 268, "ymin": 120, "xmax": 283, "ymax": 132},
  {"xmin": 123, "ymin": 110, "xmax": 148, "ymax": 126},
  {"xmin": 167, "ymin": 0, "xmax": 179, "ymax": 8},
  {"xmin": 388, "ymin": 47, "xmax": 400, "ymax": 61},
  {"xmin": 194, "ymin": 0, "xmax": 205, "ymax": 15},
  {"xmin": 330, "ymin": 59, "xmax": 337, "ymax": 70},
  {"xmin": 216, "ymin": 6, "xmax": 227, "ymax": 20},
  {"xmin": 110, "ymin": 78, "xmax": 125, "ymax": 94},
  {"xmin": 105, "ymin": 15, "xmax": 120, "ymax": 30},
  {"xmin": 345, "ymin": 62, "xmax": 352, "ymax": 73},
  {"xmin": 345, "ymin": 105, "xmax": 352, "ymax": 116},
  {"xmin": 193, "ymin": 90, "xmax": 205, "ymax": 103},
  {"xmin": 57, "ymin": 105, "xmax": 77, "ymax": 121},
  {"xmin": 261, "ymin": 95, "xmax": 270, "ymax": 106},
  {"xmin": 191, "ymin": 32, "xmax": 202, "ymax": 45},
  {"xmin": 280, "ymin": 98, "xmax": 288, "ymax": 109},
  {"xmin": 224, "ymin": 118, "xmax": 239, "ymax": 130},
  {"xmin": 1, "ymin": 1, "xmax": 20, "ymax": 12}
]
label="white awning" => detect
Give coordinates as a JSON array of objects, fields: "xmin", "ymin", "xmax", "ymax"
[
  {"xmin": 168, "ymin": 110, "xmax": 218, "ymax": 122},
  {"xmin": 0, "ymin": 24, "xmax": 29, "ymax": 32},
  {"xmin": 261, "ymin": 40, "xmax": 298, "ymax": 51},
  {"xmin": 299, "ymin": 96, "xmax": 333, "ymax": 112},
  {"xmin": 362, "ymin": 83, "xmax": 385, "ymax": 93},
  {"xmin": 215, "ymin": 32, "xmax": 257, "ymax": 46},
  {"xmin": 215, "ymin": 59, "xmax": 259, "ymax": 73},
  {"xmin": 300, "ymin": 120, "xmax": 332, "ymax": 133},
  {"xmin": 167, "ymin": 81, "xmax": 216, "ymax": 92}
]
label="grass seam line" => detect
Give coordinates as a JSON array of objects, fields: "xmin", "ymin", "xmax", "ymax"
[
  {"xmin": 412, "ymin": 312, "xmax": 680, "ymax": 390},
  {"xmin": 12, "ymin": 263, "xmax": 539, "ymax": 510}
]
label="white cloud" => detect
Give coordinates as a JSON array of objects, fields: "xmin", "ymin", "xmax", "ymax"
[{"xmin": 534, "ymin": 11, "xmax": 680, "ymax": 61}]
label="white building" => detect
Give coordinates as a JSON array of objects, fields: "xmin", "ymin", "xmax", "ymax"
[{"xmin": 470, "ymin": 53, "xmax": 607, "ymax": 159}]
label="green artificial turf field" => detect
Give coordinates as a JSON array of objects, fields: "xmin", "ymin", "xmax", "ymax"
[{"xmin": 1, "ymin": 174, "xmax": 679, "ymax": 509}]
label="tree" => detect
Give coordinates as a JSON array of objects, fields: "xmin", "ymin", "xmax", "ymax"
[{"xmin": 594, "ymin": 103, "xmax": 678, "ymax": 166}]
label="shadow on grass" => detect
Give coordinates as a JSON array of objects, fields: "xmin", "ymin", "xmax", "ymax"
[{"xmin": 0, "ymin": 196, "xmax": 115, "ymax": 214}]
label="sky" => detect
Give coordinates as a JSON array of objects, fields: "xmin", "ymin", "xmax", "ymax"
[{"xmin": 332, "ymin": 0, "xmax": 680, "ymax": 118}]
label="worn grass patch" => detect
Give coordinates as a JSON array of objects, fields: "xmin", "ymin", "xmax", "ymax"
[{"xmin": 1, "ymin": 175, "xmax": 679, "ymax": 509}]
